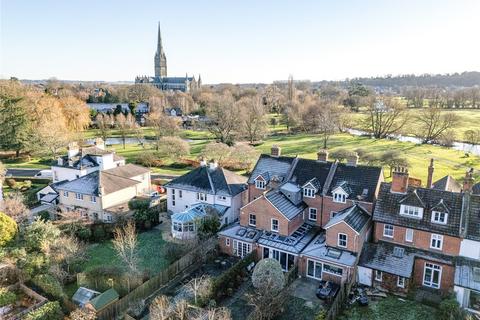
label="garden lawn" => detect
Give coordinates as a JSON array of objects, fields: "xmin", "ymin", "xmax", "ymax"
[
  {"xmin": 80, "ymin": 229, "xmax": 175, "ymax": 276},
  {"xmin": 339, "ymin": 296, "xmax": 437, "ymax": 320}
]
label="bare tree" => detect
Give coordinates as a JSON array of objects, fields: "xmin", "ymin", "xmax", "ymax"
[
  {"xmin": 302, "ymin": 99, "xmax": 340, "ymax": 149},
  {"xmin": 94, "ymin": 113, "xmax": 113, "ymax": 141},
  {"xmin": 206, "ymin": 93, "xmax": 240, "ymax": 145},
  {"xmin": 364, "ymin": 97, "xmax": 408, "ymax": 139},
  {"xmin": 1, "ymin": 192, "xmax": 29, "ymax": 224},
  {"xmin": 147, "ymin": 112, "xmax": 181, "ymax": 150},
  {"xmin": 115, "ymin": 112, "xmax": 137, "ymax": 149},
  {"xmin": 149, "ymin": 295, "xmax": 171, "ymax": 320},
  {"xmin": 238, "ymin": 96, "xmax": 267, "ymax": 144},
  {"xmin": 157, "ymin": 136, "xmax": 190, "ymax": 161},
  {"xmin": 67, "ymin": 308, "xmax": 97, "ymax": 320},
  {"xmin": 51, "ymin": 234, "xmax": 86, "ymax": 273},
  {"xmin": 201, "ymin": 142, "xmax": 232, "ymax": 163},
  {"xmin": 416, "ymin": 107, "xmax": 459, "ymax": 143},
  {"xmin": 184, "ymin": 275, "xmax": 212, "ymax": 306},
  {"xmin": 112, "ymin": 221, "xmax": 139, "ymax": 292}
]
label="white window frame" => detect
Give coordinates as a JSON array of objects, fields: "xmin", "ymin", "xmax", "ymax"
[
  {"xmin": 255, "ymin": 179, "xmax": 266, "ymax": 189},
  {"xmin": 423, "ymin": 263, "xmax": 442, "ymax": 289},
  {"xmin": 431, "ymin": 211, "xmax": 448, "ymax": 225},
  {"xmin": 171, "ymin": 189, "xmax": 176, "ymax": 206},
  {"xmin": 400, "ymin": 204, "xmax": 423, "ymax": 219},
  {"xmin": 63, "ymin": 191, "xmax": 69, "ymax": 197},
  {"xmin": 333, "ymin": 192, "xmax": 347, "ymax": 203},
  {"xmin": 405, "ymin": 228, "xmax": 414, "ymax": 242},
  {"xmin": 308, "ymin": 208, "xmax": 317, "ymax": 221},
  {"xmin": 249, "ymin": 213, "xmax": 256, "ymax": 227},
  {"xmin": 179, "ymin": 190, "xmax": 182, "ymax": 198},
  {"xmin": 303, "ymin": 188, "xmax": 315, "ymax": 198},
  {"xmin": 75, "ymin": 193, "xmax": 83, "ymax": 200},
  {"xmin": 338, "ymin": 233, "xmax": 348, "ymax": 248},
  {"xmin": 197, "ymin": 193, "xmax": 207, "ymax": 202},
  {"xmin": 323, "ymin": 263, "xmax": 343, "ymax": 276},
  {"xmin": 430, "ymin": 234, "xmax": 443, "ymax": 250},
  {"xmin": 375, "ymin": 270, "xmax": 383, "ymax": 282},
  {"xmin": 91, "ymin": 196, "xmax": 97, "ymax": 203},
  {"xmin": 306, "ymin": 259, "xmax": 323, "ymax": 280},
  {"xmin": 383, "ymin": 224, "xmax": 394, "ymax": 238},
  {"xmin": 271, "ymin": 218, "xmax": 279, "ymax": 232},
  {"xmin": 232, "ymin": 240, "xmax": 252, "ymax": 258},
  {"xmin": 225, "ymin": 238, "xmax": 230, "ymax": 246},
  {"xmin": 397, "ymin": 276, "xmax": 405, "ymax": 288}
]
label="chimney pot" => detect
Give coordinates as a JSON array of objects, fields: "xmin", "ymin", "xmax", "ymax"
[
  {"xmin": 317, "ymin": 149, "xmax": 329, "ymax": 162},
  {"xmin": 209, "ymin": 160, "xmax": 218, "ymax": 170},
  {"xmin": 271, "ymin": 145, "xmax": 281, "ymax": 157}
]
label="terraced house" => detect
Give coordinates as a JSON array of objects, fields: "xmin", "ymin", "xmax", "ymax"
[
  {"xmin": 219, "ymin": 146, "xmax": 383, "ymax": 284},
  {"xmin": 357, "ymin": 163, "xmax": 480, "ymax": 311}
]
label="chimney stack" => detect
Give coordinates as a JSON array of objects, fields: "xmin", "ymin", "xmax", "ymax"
[
  {"xmin": 67, "ymin": 142, "xmax": 79, "ymax": 158},
  {"xmin": 94, "ymin": 138, "xmax": 105, "ymax": 150},
  {"xmin": 199, "ymin": 157, "xmax": 207, "ymax": 167},
  {"xmin": 463, "ymin": 168, "xmax": 475, "ymax": 192},
  {"xmin": 427, "ymin": 158, "xmax": 435, "ymax": 188},
  {"xmin": 346, "ymin": 152, "xmax": 359, "ymax": 167},
  {"xmin": 209, "ymin": 160, "xmax": 218, "ymax": 170},
  {"xmin": 271, "ymin": 145, "xmax": 281, "ymax": 158},
  {"xmin": 391, "ymin": 167, "xmax": 409, "ymax": 194},
  {"xmin": 317, "ymin": 149, "xmax": 329, "ymax": 162}
]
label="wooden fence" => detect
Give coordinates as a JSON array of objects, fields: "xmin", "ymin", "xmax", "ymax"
[
  {"xmin": 326, "ymin": 267, "xmax": 357, "ymax": 320},
  {"xmin": 96, "ymin": 237, "xmax": 217, "ymax": 320}
]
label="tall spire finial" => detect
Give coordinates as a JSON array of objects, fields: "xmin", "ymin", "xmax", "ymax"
[{"xmin": 154, "ymin": 21, "xmax": 167, "ymax": 78}]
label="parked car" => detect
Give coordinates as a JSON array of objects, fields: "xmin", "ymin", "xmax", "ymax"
[
  {"xmin": 316, "ymin": 280, "xmax": 340, "ymax": 300},
  {"xmin": 35, "ymin": 170, "xmax": 52, "ymax": 178}
]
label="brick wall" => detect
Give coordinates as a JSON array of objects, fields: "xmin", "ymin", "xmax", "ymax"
[
  {"xmin": 248, "ymin": 183, "xmax": 267, "ymax": 202},
  {"xmin": 321, "ymin": 197, "xmax": 374, "ymax": 228},
  {"xmin": 325, "ymin": 222, "xmax": 363, "ymax": 253},
  {"xmin": 412, "ymin": 258, "xmax": 455, "ymax": 293},
  {"xmin": 240, "ymin": 196, "xmax": 303, "ymax": 236},
  {"xmin": 372, "ymin": 271, "xmax": 410, "ymax": 294},
  {"xmin": 298, "ymin": 256, "xmax": 351, "ymax": 285},
  {"xmin": 374, "ymin": 222, "xmax": 461, "ymax": 256}
]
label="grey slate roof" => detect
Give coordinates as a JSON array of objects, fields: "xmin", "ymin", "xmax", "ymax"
[
  {"xmin": 432, "ymin": 175, "xmax": 462, "ymax": 193},
  {"xmin": 473, "ymin": 182, "xmax": 480, "ymax": 195},
  {"xmin": 455, "ymin": 257, "xmax": 480, "ymax": 291},
  {"xmin": 359, "ymin": 241, "xmax": 455, "ymax": 278},
  {"xmin": 326, "ymin": 163, "xmax": 382, "ymax": 203},
  {"xmin": 325, "ymin": 204, "xmax": 371, "ymax": 233},
  {"xmin": 56, "ymin": 171, "xmax": 139, "ymax": 196},
  {"xmin": 373, "ymin": 182, "xmax": 464, "ymax": 237},
  {"xmin": 290, "ymin": 158, "xmax": 332, "ymax": 191},
  {"xmin": 265, "ymin": 189, "xmax": 307, "ymax": 220},
  {"xmin": 166, "ymin": 166, "xmax": 247, "ymax": 197},
  {"xmin": 465, "ymin": 194, "xmax": 480, "ymax": 241},
  {"xmin": 301, "ymin": 233, "xmax": 358, "ymax": 267},
  {"xmin": 248, "ymin": 154, "xmax": 296, "ymax": 184}
]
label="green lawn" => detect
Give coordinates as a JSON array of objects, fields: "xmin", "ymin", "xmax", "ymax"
[
  {"xmin": 350, "ymin": 108, "xmax": 480, "ymax": 140},
  {"xmin": 80, "ymin": 229, "xmax": 177, "ymax": 276},
  {"xmin": 339, "ymin": 296, "xmax": 437, "ymax": 320}
]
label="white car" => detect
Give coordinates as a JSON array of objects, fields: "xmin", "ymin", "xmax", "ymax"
[{"xmin": 35, "ymin": 170, "xmax": 53, "ymax": 178}]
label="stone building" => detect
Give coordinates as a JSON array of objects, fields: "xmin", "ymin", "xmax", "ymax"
[{"xmin": 135, "ymin": 23, "xmax": 201, "ymax": 92}]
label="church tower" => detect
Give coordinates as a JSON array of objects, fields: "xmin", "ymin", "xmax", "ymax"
[{"xmin": 154, "ymin": 22, "xmax": 167, "ymax": 78}]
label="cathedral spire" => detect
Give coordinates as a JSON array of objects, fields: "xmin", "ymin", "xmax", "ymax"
[{"xmin": 154, "ymin": 22, "xmax": 167, "ymax": 78}]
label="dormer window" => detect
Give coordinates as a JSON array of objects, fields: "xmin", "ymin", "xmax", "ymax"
[
  {"xmin": 333, "ymin": 192, "xmax": 347, "ymax": 203},
  {"xmin": 431, "ymin": 211, "xmax": 448, "ymax": 225},
  {"xmin": 303, "ymin": 188, "xmax": 315, "ymax": 198},
  {"xmin": 400, "ymin": 204, "xmax": 423, "ymax": 218},
  {"xmin": 255, "ymin": 180, "xmax": 266, "ymax": 189}
]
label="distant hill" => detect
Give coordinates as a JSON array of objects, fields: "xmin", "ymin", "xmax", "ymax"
[{"xmin": 336, "ymin": 71, "xmax": 480, "ymax": 89}]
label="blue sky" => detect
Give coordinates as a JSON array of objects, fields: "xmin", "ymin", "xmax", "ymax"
[{"xmin": 1, "ymin": 0, "xmax": 479, "ymax": 83}]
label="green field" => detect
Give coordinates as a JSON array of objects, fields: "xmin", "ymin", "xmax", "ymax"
[
  {"xmin": 80, "ymin": 229, "xmax": 178, "ymax": 276},
  {"xmin": 350, "ymin": 108, "xmax": 480, "ymax": 140},
  {"xmin": 339, "ymin": 296, "xmax": 437, "ymax": 320}
]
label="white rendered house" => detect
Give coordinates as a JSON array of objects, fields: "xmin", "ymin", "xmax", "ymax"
[{"xmin": 165, "ymin": 161, "xmax": 247, "ymax": 226}]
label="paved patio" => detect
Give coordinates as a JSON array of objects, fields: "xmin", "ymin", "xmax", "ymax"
[{"xmin": 290, "ymin": 277, "xmax": 326, "ymax": 309}]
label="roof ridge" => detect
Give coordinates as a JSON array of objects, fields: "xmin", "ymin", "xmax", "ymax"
[
  {"xmin": 322, "ymin": 161, "xmax": 338, "ymax": 195},
  {"xmin": 206, "ymin": 167, "xmax": 216, "ymax": 194},
  {"xmin": 286, "ymin": 156, "xmax": 300, "ymax": 181},
  {"xmin": 101, "ymin": 171, "xmax": 140, "ymax": 184}
]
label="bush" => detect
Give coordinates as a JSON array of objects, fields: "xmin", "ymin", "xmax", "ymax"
[
  {"xmin": 136, "ymin": 151, "xmax": 163, "ymax": 167},
  {"xmin": 92, "ymin": 226, "xmax": 107, "ymax": 241},
  {"xmin": 0, "ymin": 212, "xmax": 17, "ymax": 247},
  {"xmin": 76, "ymin": 226, "xmax": 92, "ymax": 241},
  {"xmin": 32, "ymin": 274, "xmax": 66, "ymax": 300},
  {"xmin": 23, "ymin": 180, "xmax": 32, "ymax": 189},
  {"xmin": 38, "ymin": 211, "xmax": 50, "ymax": 221},
  {"xmin": 24, "ymin": 301, "xmax": 63, "ymax": 320},
  {"xmin": 5, "ymin": 178, "xmax": 17, "ymax": 188},
  {"xmin": 129, "ymin": 199, "xmax": 151, "ymax": 211},
  {"xmin": 0, "ymin": 288, "xmax": 16, "ymax": 307},
  {"xmin": 437, "ymin": 296, "xmax": 464, "ymax": 320}
]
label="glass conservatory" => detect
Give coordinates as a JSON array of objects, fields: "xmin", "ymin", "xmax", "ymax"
[{"xmin": 171, "ymin": 203, "xmax": 228, "ymax": 240}]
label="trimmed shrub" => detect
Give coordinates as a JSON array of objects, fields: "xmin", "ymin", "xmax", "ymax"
[
  {"xmin": 24, "ymin": 301, "xmax": 63, "ymax": 320},
  {"xmin": 32, "ymin": 274, "xmax": 66, "ymax": 300},
  {"xmin": 0, "ymin": 288, "xmax": 16, "ymax": 307},
  {"xmin": 5, "ymin": 178, "xmax": 17, "ymax": 188},
  {"xmin": 0, "ymin": 212, "xmax": 17, "ymax": 247},
  {"xmin": 38, "ymin": 211, "xmax": 50, "ymax": 221}
]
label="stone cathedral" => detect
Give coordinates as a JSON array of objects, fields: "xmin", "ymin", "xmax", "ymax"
[{"xmin": 135, "ymin": 23, "xmax": 201, "ymax": 92}]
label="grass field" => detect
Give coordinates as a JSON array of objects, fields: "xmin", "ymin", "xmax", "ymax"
[
  {"xmin": 350, "ymin": 108, "xmax": 480, "ymax": 139},
  {"xmin": 339, "ymin": 296, "xmax": 437, "ymax": 320},
  {"xmin": 80, "ymin": 229, "xmax": 178, "ymax": 276}
]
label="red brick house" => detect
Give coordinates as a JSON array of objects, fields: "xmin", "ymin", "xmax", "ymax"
[
  {"xmin": 358, "ymin": 166, "xmax": 465, "ymax": 294},
  {"xmin": 218, "ymin": 146, "xmax": 383, "ymax": 283}
]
